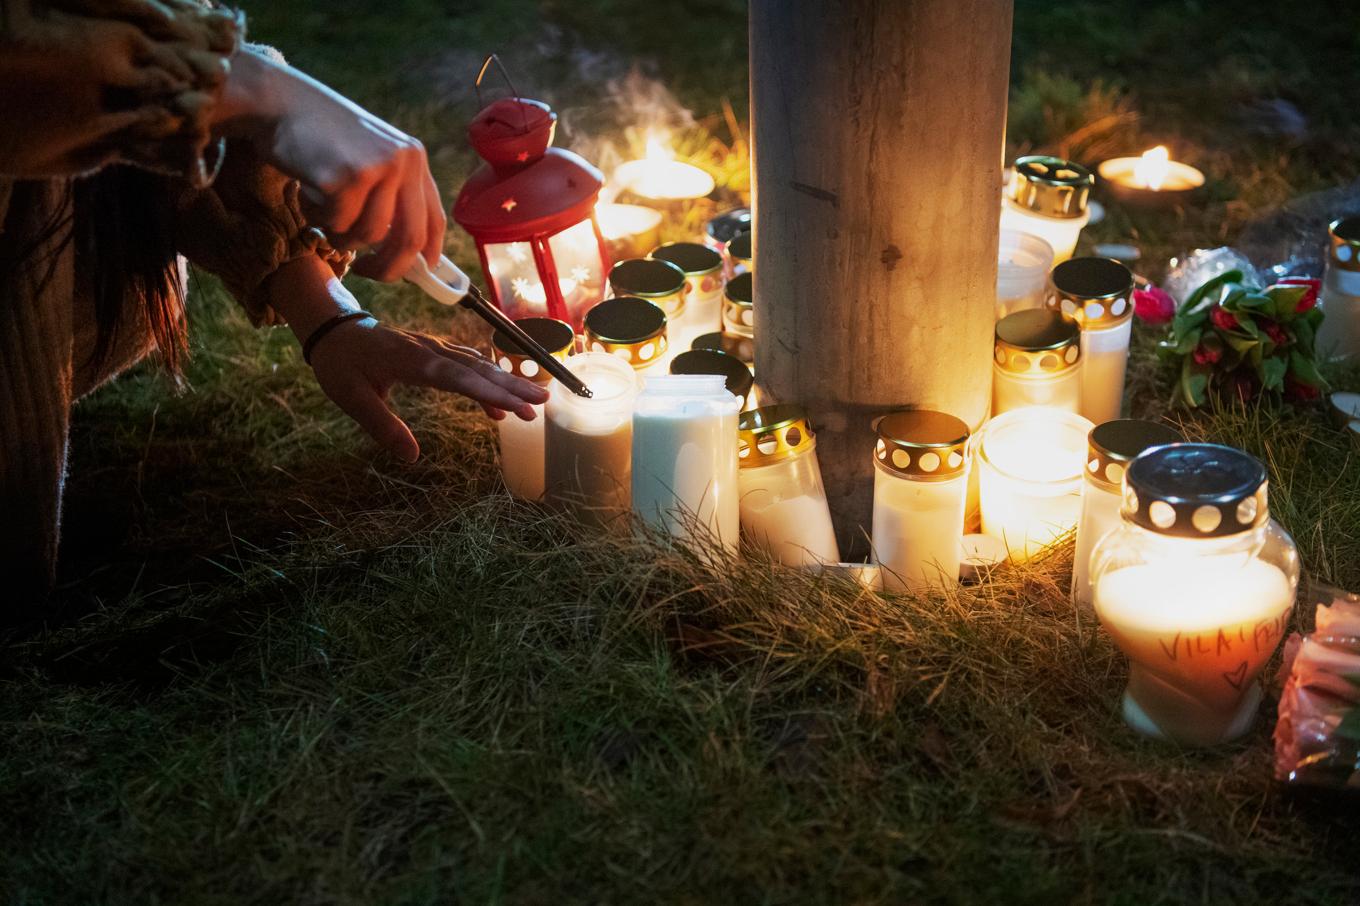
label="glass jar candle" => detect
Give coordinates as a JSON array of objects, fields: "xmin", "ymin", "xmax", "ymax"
[
  {"xmin": 1046, "ymin": 257, "xmax": 1136, "ymax": 426},
  {"xmin": 608, "ymin": 258, "xmax": 687, "ymax": 369},
  {"xmin": 723, "ymin": 271, "xmax": 754, "ymax": 339},
  {"xmin": 670, "ymin": 348, "xmax": 755, "ymax": 410},
  {"xmin": 491, "ymin": 316, "xmax": 576, "ymax": 500},
  {"xmin": 651, "ymin": 241, "xmax": 726, "ymax": 350},
  {"xmin": 871, "ymin": 410, "xmax": 971, "ymax": 592},
  {"xmin": 583, "ymin": 296, "xmax": 670, "ymax": 377},
  {"xmin": 544, "ymin": 352, "xmax": 642, "ymax": 526},
  {"xmin": 631, "ymin": 374, "xmax": 741, "ymax": 557},
  {"xmin": 976, "ymin": 406, "xmax": 1093, "ymax": 562},
  {"xmin": 1091, "ymin": 443, "xmax": 1300, "ymax": 746},
  {"xmin": 996, "ymin": 230, "xmax": 1055, "ymax": 319},
  {"xmin": 992, "ymin": 309, "xmax": 1082, "ymax": 416},
  {"xmin": 1071, "ymin": 419, "xmax": 1182, "ymax": 606},
  {"xmin": 999, "ymin": 156, "xmax": 1093, "ymax": 264},
  {"xmin": 726, "ymin": 229, "xmax": 752, "ymax": 280},
  {"xmin": 737, "ymin": 405, "xmax": 840, "ymax": 566},
  {"xmin": 1317, "ymin": 217, "xmax": 1360, "ymax": 364}
]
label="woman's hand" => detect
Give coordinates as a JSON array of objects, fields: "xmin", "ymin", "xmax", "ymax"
[
  {"xmin": 218, "ymin": 49, "xmax": 446, "ymax": 282},
  {"xmin": 267, "ymin": 256, "xmax": 546, "ymax": 462}
]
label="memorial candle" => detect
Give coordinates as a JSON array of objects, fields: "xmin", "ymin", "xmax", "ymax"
[
  {"xmin": 492, "ymin": 317, "xmax": 576, "ymax": 500},
  {"xmin": 999, "ymin": 156, "xmax": 1093, "ymax": 263},
  {"xmin": 1046, "ymin": 257, "xmax": 1136, "ymax": 425}
]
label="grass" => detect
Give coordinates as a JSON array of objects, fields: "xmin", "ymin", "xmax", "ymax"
[{"xmin": 4, "ymin": 0, "xmax": 1360, "ymax": 902}]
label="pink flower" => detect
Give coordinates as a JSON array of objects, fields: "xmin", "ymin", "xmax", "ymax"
[
  {"xmin": 1132, "ymin": 286, "xmax": 1176, "ymax": 325},
  {"xmin": 1192, "ymin": 344, "xmax": 1221, "ymax": 365},
  {"xmin": 1263, "ymin": 322, "xmax": 1289, "ymax": 346},
  {"xmin": 1210, "ymin": 306, "xmax": 1240, "ymax": 331},
  {"xmin": 1277, "ymin": 277, "xmax": 1320, "ymax": 313}
]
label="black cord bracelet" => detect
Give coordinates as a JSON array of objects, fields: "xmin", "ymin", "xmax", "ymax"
[{"xmin": 301, "ymin": 311, "xmax": 373, "ymax": 365}]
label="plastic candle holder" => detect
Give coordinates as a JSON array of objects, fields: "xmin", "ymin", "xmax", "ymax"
[
  {"xmin": 650, "ymin": 241, "xmax": 726, "ymax": 352},
  {"xmin": 543, "ymin": 352, "xmax": 642, "ymax": 525},
  {"xmin": 492, "ymin": 317, "xmax": 576, "ymax": 500},
  {"xmin": 723, "ymin": 271, "xmax": 754, "ymax": 338},
  {"xmin": 1072, "ymin": 419, "xmax": 1183, "ymax": 606},
  {"xmin": 1318, "ymin": 217, "xmax": 1360, "ymax": 364},
  {"xmin": 996, "ymin": 229, "xmax": 1056, "ymax": 319},
  {"xmin": 583, "ymin": 296, "xmax": 670, "ymax": 376},
  {"xmin": 999, "ymin": 156, "xmax": 1093, "ymax": 263},
  {"xmin": 737, "ymin": 405, "xmax": 840, "ymax": 566},
  {"xmin": 1091, "ymin": 443, "xmax": 1300, "ymax": 746},
  {"xmin": 976, "ymin": 406, "xmax": 1094, "ymax": 562},
  {"xmin": 992, "ymin": 309, "xmax": 1082, "ymax": 416},
  {"xmin": 1045, "ymin": 256, "xmax": 1136, "ymax": 425},
  {"xmin": 871, "ymin": 410, "xmax": 971, "ymax": 593}
]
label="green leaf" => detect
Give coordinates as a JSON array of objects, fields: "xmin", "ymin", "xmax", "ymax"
[
  {"xmin": 1261, "ymin": 356, "xmax": 1287, "ymax": 392},
  {"xmin": 1223, "ymin": 332, "xmax": 1260, "ymax": 354},
  {"xmin": 1289, "ymin": 349, "xmax": 1328, "ymax": 389},
  {"xmin": 1228, "ymin": 290, "xmax": 1272, "ymax": 312},
  {"xmin": 1181, "ymin": 270, "xmax": 1244, "ymax": 316},
  {"xmin": 1265, "ymin": 284, "xmax": 1309, "ymax": 320},
  {"xmin": 1295, "ymin": 316, "xmax": 1316, "ymax": 352},
  {"xmin": 1178, "ymin": 359, "xmax": 1208, "ymax": 408},
  {"xmin": 1171, "ymin": 327, "xmax": 1203, "ymax": 355}
]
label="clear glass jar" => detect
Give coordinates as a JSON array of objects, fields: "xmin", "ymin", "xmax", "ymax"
[
  {"xmin": 999, "ymin": 156, "xmax": 1093, "ymax": 263},
  {"xmin": 976, "ymin": 406, "xmax": 1093, "ymax": 562},
  {"xmin": 738, "ymin": 406, "xmax": 839, "ymax": 566},
  {"xmin": 1091, "ymin": 443, "xmax": 1300, "ymax": 746},
  {"xmin": 1071, "ymin": 419, "xmax": 1183, "ymax": 606},
  {"xmin": 992, "ymin": 309, "xmax": 1081, "ymax": 416},
  {"xmin": 996, "ymin": 229, "xmax": 1055, "ymax": 319},
  {"xmin": 871, "ymin": 410, "xmax": 971, "ymax": 593},
  {"xmin": 1046, "ymin": 257, "xmax": 1136, "ymax": 425},
  {"xmin": 1317, "ymin": 217, "xmax": 1360, "ymax": 364},
  {"xmin": 544, "ymin": 352, "xmax": 642, "ymax": 526},
  {"xmin": 492, "ymin": 317, "xmax": 576, "ymax": 500},
  {"xmin": 631, "ymin": 374, "xmax": 741, "ymax": 557}
]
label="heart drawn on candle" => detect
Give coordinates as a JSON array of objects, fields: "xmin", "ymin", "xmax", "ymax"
[{"xmin": 1222, "ymin": 661, "xmax": 1249, "ymax": 690}]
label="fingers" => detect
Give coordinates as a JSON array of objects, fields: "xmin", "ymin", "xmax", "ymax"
[
  {"xmin": 334, "ymin": 167, "xmax": 399, "ymax": 258},
  {"xmin": 327, "ymin": 380, "xmax": 420, "ymax": 463},
  {"xmin": 352, "ymin": 141, "xmax": 434, "ymax": 283},
  {"xmin": 418, "ymin": 338, "xmax": 550, "ymax": 407},
  {"xmin": 401, "ymin": 351, "xmax": 543, "ymax": 421},
  {"xmin": 422, "ymin": 168, "xmax": 447, "ymax": 267}
]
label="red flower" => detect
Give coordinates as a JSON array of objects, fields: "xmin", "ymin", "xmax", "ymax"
[
  {"xmin": 1284, "ymin": 373, "xmax": 1320, "ymax": 403},
  {"xmin": 1192, "ymin": 344, "xmax": 1221, "ymax": 365},
  {"xmin": 1263, "ymin": 322, "xmax": 1289, "ymax": 346},
  {"xmin": 1210, "ymin": 306, "xmax": 1240, "ymax": 331},
  {"xmin": 1132, "ymin": 286, "xmax": 1176, "ymax": 325},
  {"xmin": 1277, "ymin": 277, "xmax": 1320, "ymax": 312}
]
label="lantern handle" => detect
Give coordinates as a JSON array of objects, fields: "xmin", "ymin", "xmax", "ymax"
[{"xmin": 474, "ymin": 54, "xmax": 533, "ymax": 134}]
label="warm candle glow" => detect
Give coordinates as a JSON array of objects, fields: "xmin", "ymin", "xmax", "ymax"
[
  {"xmin": 596, "ymin": 202, "xmax": 663, "ymax": 241},
  {"xmin": 612, "ymin": 131, "xmax": 716, "ymax": 201},
  {"xmin": 1133, "ymin": 145, "xmax": 1171, "ymax": 190}
]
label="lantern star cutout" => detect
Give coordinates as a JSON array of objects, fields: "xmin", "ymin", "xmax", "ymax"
[
  {"xmin": 501, "ymin": 197, "xmax": 518, "ymax": 212},
  {"xmin": 516, "ymin": 151, "xmax": 530, "ymax": 163}
]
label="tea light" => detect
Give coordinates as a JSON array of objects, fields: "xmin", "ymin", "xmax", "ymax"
[
  {"xmin": 976, "ymin": 407, "xmax": 1093, "ymax": 562},
  {"xmin": 992, "ymin": 309, "xmax": 1082, "ymax": 416},
  {"xmin": 1045, "ymin": 257, "xmax": 1136, "ymax": 426},
  {"xmin": 1071, "ymin": 419, "xmax": 1183, "ymax": 606},
  {"xmin": 999, "ymin": 156, "xmax": 1093, "ymax": 263},
  {"xmin": 1091, "ymin": 443, "xmax": 1300, "ymax": 746},
  {"xmin": 1317, "ymin": 217, "xmax": 1360, "ymax": 364},
  {"xmin": 738, "ymin": 405, "xmax": 840, "ymax": 566},
  {"xmin": 492, "ymin": 317, "xmax": 576, "ymax": 500},
  {"xmin": 1097, "ymin": 146, "xmax": 1205, "ymax": 208},
  {"xmin": 871, "ymin": 410, "xmax": 971, "ymax": 593},
  {"xmin": 650, "ymin": 241, "xmax": 726, "ymax": 348},
  {"xmin": 996, "ymin": 230, "xmax": 1055, "ymax": 318},
  {"xmin": 583, "ymin": 296, "xmax": 671, "ymax": 376},
  {"xmin": 596, "ymin": 203, "xmax": 663, "ymax": 261},
  {"xmin": 613, "ymin": 155, "xmax": 716, "ymax": 203},
  {"xmin": 543, "ymin": 352, "xmax": 643, "ymax": 526}
]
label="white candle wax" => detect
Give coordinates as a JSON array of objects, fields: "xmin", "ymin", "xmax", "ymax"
[
  {"xmin": 1094, "ymin": 555, "xmax": 1294, "ymax": 746},
  {"xmin": 1071, "ymin": 477, "xmax": 1120, "ymax": 606},
  {"xmin": 992, "ymin": 365, "xmax": 1081, "ymax": 416},
  {"xmin": 739, "ymin": 450, "xmax": 840, "ymax": 566},
  {"xmin": 1318, "ymin": 268, "xmax": 1360, "ymax": 364},
  {"xmin": 544, "ymin": 354, "xmax": 642, "ymax": 526},
  {"xmin": 631, "ymin": 375, "xmax": 741, "ymax": 556},
  {"xmin": 872, "ymin": 468, "xmax": 967, "ymax": 593},
  {"xmin": 613, "ymin": 159, "xmax": 715, "ymax": 202},
  {"xmin": 999, "ymin": 198, "xmax": 1088, "ymax": 264},
  {"xmin": 996, "ymin": 230, "xmax": 1055, "ymax": 319},
  {"xmin": 498, "ymin": 402, "xmax": 546, "ymax": 499},
  {"xmin": 1078, "ymin": 319, "xmax": 1133, "ymax": 425}
]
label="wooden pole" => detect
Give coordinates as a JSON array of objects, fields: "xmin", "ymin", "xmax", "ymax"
[{"xmin": 750, "ymin": 0, "xmax": 1014, "ymax": 558}]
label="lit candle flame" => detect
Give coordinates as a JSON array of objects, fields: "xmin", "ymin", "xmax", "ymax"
[
  {"xmin": 1133, "ymin": 145, "xmax": 1171, "ymax": 191},
  {"xmin": 644, "ymin": 131, "xmax": 672, "ymax": 162}
]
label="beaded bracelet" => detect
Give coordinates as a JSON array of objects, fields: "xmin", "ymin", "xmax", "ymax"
[{"xmin": 302, "ymin": 310, "xmax": 373, "ymax": 365}]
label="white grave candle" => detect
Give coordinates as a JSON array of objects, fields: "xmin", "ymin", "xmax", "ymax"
[
  {"xmin": 1046, "ymin": 256, "xmax": 1136, "ymax": 425},
  {"xmin": 544, "ymin": 352, "xmax": 642, "ymax": 525},
  {"xmin": 492, "ymin": 317, "xmax": 576, "ymax": 500},
  {"xmin": 992, "ymin": 309, "xmax": 1082, "ymax": 416},
  {"xmin": 737, "ymin": 405, "xmax": 839, "ymax": 566},
  {"xmin": 996, "ymin": 230, "xmax": 1055, "ymax": 319},
  {"xmin": 1317, "ymin": 217, "xmax": 1360, "ymax": 364},
  {"xmin": 999, "ymin": 156, "xmax": 1093, "ymax": 263}
]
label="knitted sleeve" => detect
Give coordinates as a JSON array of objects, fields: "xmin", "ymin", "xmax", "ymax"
[{"xmin": 0, "ymin": 0, "xmax": 242, "ymax": 186}]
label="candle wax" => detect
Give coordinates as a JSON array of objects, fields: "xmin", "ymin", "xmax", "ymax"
[
  {"xmin": 873, "ymin": 470, "xmax": 966, "ymax": 592},
  {"xmin": 498, "ymin": 402, "xmax": 546, "ymax": 499}
]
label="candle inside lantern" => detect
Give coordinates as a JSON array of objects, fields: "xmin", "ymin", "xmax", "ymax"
[
  {"xmin": 976, "ymin": 407, "xmax": 1093, "ymax": 562},
  {"xmin": 1091, "ymin": 443, "xmax": 1300, "ymax": 746},
  {"xmin": 612, "ymin": 134, "xmax": 716, "ymax": 202},
  {"xmin": 596, "ymin": 203, "xmax": 663, "ymax": 261}
]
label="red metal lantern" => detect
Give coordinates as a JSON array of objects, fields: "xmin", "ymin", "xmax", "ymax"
[{"xmin": 453, "ymin": 62, "xmax": 611, "ymax": 332}]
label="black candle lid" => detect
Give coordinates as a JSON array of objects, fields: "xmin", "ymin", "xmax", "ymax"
[
  {"xmin": 583, "ymin": 296, "xmax": 668, "ymax": 368},
  {"xmin": 609, "ymin": 257, "xmax": 686, "ymax": 298},
  {"xmin": 1123, "ymin": 443, "xmax": 1269, "ymax": 537},
  {"xmin": 706, "ymin": 208, "xmax": 751, "ymax": 246},
  {"xmin": 651, "ymin": 241, "xmax": 722, "ymax": 277},
  {"xmin": 1086, "ymin": 419, "xmax": 1183, "ymax": 488},
  {"xmin": 726, "ymin": 229, "xmax": 752, "ymax": 263},
  {"xmin": 1046, "ymin": 257, "xmax": 1135, "ymax": 328},
  {"xmin": 670, "ymin": 348, "xmax": 754, "ymax": 404},
  {"xmin": 491, "ymin": 316, "xmax": 575, "ymax": 384}
]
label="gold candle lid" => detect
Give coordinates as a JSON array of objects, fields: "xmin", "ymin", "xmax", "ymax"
[
  {"xmin": 724, "ymin": 271, "xmax": 754, "ymax": 335},
  {"xmin": 1328, "ymin": 218, "xmax": 1360, "ymax": 272},
  {"xmin": 583, "ymin": 296, "xmax": 668, "ymax": 369},
  {"xmin": 1009, "ymin": 155, "xmax": 1093, "ymax": 218},
  {"xmin": 873, "ymin": 410, "xmax": 969, "ymax": 481},
  {"xmin": 1046, "ymin": 256, "xmax": 1135, "ymax": 328},
  {"xmin": 726, "ymin": 229, "xmax": 752, "ymax": 267},
  {"xmin": 1086, "ymin": 418, "xmax": 1183, "ymax": 489},
  {"xmin": 994, "ymin": 309, "xmax": 1081, "ymax": 375},
  {"xmin": 491, "ymin": 317, "xmax": 575, "ymax": 384},
  {"xmin": 609, "ymin": 258, "xmax": 686, "ymax": 319},
  {"xmin": 738, "ymin": 404, "xmax": 814, "ymax": 467}
]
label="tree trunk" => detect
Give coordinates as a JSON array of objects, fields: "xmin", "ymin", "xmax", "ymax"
[{"xmin": 749, "ymin": 0, "xmax": 1013, "ymax": 558}]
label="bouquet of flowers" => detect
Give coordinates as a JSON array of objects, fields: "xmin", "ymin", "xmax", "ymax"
[{"xmin": 1147, "ymin": 271, "xmax": 1328, "ymax": 407}]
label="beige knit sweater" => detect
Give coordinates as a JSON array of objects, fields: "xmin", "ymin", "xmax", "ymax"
[{"xmin": 0, "ymin": 1, "xmax": 348, "ymax": 608}]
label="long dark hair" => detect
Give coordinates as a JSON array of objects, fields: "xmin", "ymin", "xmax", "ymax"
[{"xmin": 1, "ymin": 167, "xmax": 187, "ymax": 378}]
